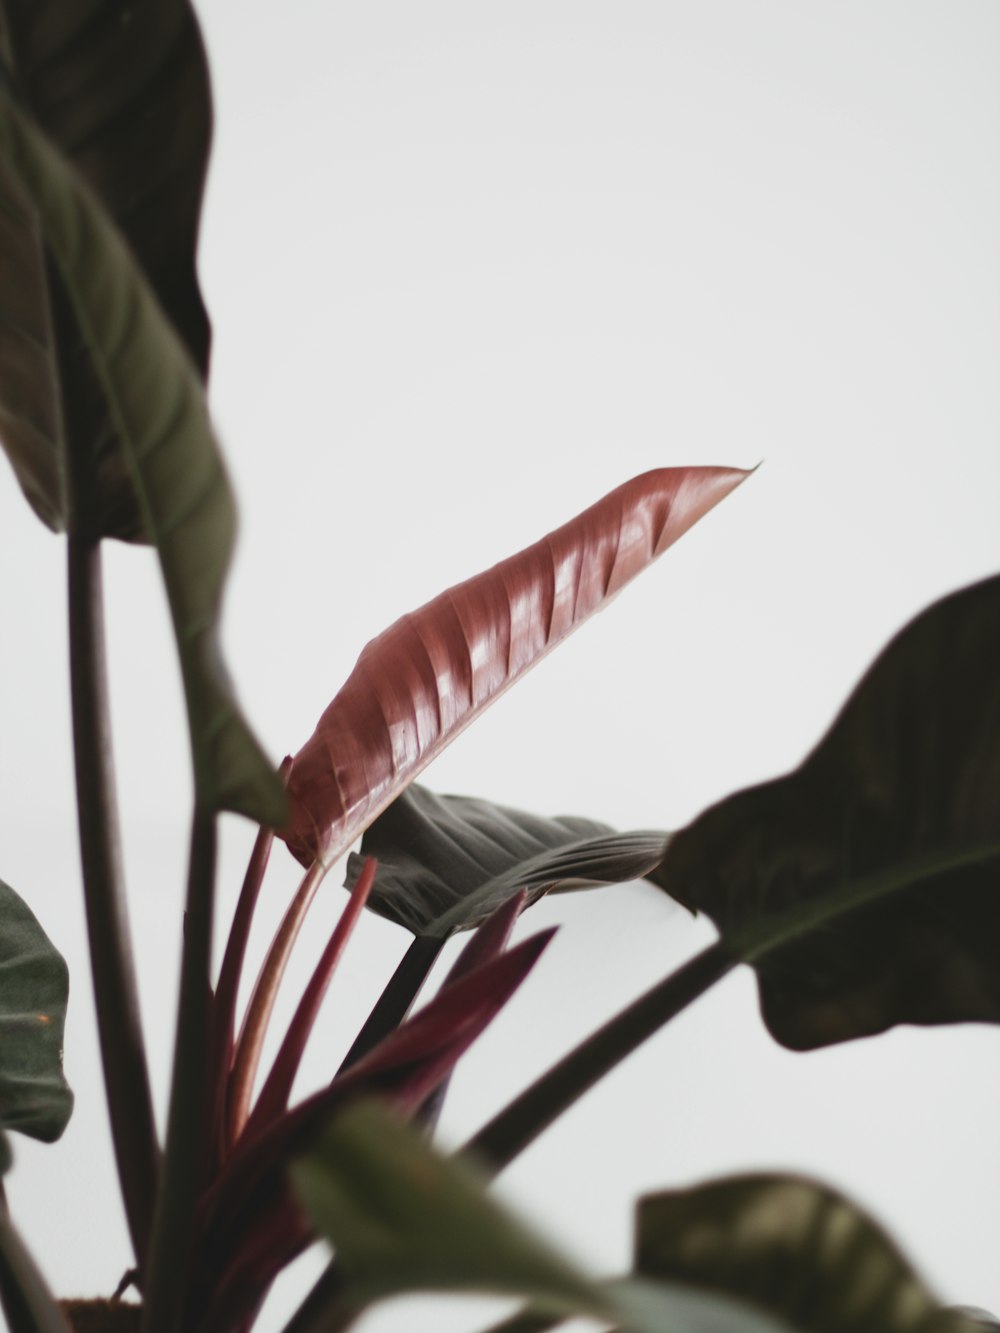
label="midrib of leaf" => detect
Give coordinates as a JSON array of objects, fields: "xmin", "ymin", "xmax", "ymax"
[{"xmin": 728, "ymin": 836, "xmax": 1000, "ymax": 963}]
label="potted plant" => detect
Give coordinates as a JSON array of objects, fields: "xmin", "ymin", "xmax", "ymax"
[{"xmin": 0, "ymin": 3, "xmax": 997, "ymax": 1331}]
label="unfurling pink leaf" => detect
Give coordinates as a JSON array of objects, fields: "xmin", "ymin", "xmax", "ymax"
[{"xmin": 282, "ymin": 466, "xmax": 749, "ymax": 866}]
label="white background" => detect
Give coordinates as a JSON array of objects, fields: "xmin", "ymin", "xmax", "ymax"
[{"xmin": 2, "ymin": 2, "xmax": 999, "ymax": 1329}]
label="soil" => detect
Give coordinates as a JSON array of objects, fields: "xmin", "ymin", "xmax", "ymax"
[{"xmin": 59, "ymin": 1299, "xmax": 141, "ymax": 1332}]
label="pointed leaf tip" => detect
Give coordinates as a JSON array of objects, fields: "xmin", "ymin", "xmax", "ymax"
[{"xmin": 282, "ymin": 466, "xmax": 748, "ymax": 866}]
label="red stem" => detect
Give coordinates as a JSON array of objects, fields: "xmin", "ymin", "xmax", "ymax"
[
  {"xmin": 204, "ymin": 820, "xmax": 276, "ymax": 1174},
  {"xmin": 226, "ymin": 857, "xmax": 329, "ymax": 1147},
  {"xmin": 242, "ymin": 859, "xmax": 377, "ymax": 1141}
]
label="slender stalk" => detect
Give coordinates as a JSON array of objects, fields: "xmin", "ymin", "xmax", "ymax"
[
  {"xmin": 464, "ymin": 941, "xmax": 734, "ymax": 1174},
  {"xmin": 281, "ymin": 1265, "xmax": 359, "ymax": 1333},
  {"xmin": 336, "ymin": 934, "xmax": 445, "ymax": 1074},
  {"xmin": 465, "ymin": 837, "xmax": 1000, "ymax": 1176},
  {"xmin": 243, "ymin": 859, "xmax": 376, "ymax": 1138},
  {"xmin": 226, "ymin": 857, "xmax": 328, "ymax": 1146},
  {"xmin": 0, "ymin": 1193, "xmax": 73, "ymax": 1333},
  {"xmin": 67, "ymin": 535, "xmax": 159, "ymax": 1271},
  {"xmin": 205, "ymin": 821, "xmax": 276, "ymax": 1175},
  {"xmin": 141, "ymin": 807, "xmax": 217, "ymax": 1333},
  {"xmin": 418, "ymin": 891, "xmax": 526, "ymax": 1130},
  {"xmin": 478, "ymin": 1312, "xmax": 564, "ymax": 1333},
  {"xmin": 213, "ymin": 824, "xmax": 276, "ymax": 1071}
]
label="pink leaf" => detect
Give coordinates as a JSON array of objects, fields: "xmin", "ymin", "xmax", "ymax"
[{"xmin": 282, "ymin": 466, "xmax": 749, "ymax": 866}]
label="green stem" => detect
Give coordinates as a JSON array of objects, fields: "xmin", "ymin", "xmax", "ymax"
[
  {"xmin": 67, "ymin": 535, "xmax": 159, "ymax": 1271},
  {"xmin": 477, "ymin": 1312, "xmax": 565, "ymax": 1333},
  {"xmin": 336, "ymin": 934, "xmax": 445, "ymax": 1074},
  {"xmin": 467, "ymin": 837, "xmax": 1000, "ymax": 1177},
  {"xmin": 281, "ymin": 1264, "xmax": 359, "ymax": 1333},
  {"xmin": 141, "ymin": 807, "xmax": 217, "ymax": 1333},
  {"xmin": 465, "ymin": 941, "xmax": 733, "ymax": 1174},
  {"xmin": 0, "ymin": 1200, "xmax": 72, "ymax": 1333}
]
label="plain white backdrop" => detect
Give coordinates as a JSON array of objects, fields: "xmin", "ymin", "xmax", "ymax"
[{"xmin": 2, "ymin": 3, "xmax": 999, "ymax": 1329}]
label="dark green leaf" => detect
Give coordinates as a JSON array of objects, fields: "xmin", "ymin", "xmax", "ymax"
[
  {"xmin": 947, "ymin": 1311, "xmax": 1000, "ymax": 1329},
  {"xmin": 635, "ymin": 1174, "xmax": 975, "ymax": 1333},
  {"xmin": 0, "ymin": 0, "xmax": 212, "ymax": 539},
  {"xmin": 345, "ymin": 784, "xmax": 668, "ymax": 937},
  {"xmin": 651, "ymin": 574, "xmax": 1000, "ymax": 1048},
  {"xmin": 290, "ymin": 1100, "xmax": 606, "ymax": 1320},
  {"xmin": 292, "ymin": 1103, "xmax": 771, "ymax": 1333},
  {"xmin": 0, "ymin": 877, "xmax": 72, "ymax": 1146},
  {"xmin": 0, "ymin": 97, "xmax": 285, "ymax": 824}
]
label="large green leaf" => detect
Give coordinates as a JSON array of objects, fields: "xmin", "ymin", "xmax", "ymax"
[
  {"xmin": 635, "ymin": 1174, "xmax": 976, "ymax": 1333},
  {"xmin": 290, "ymin": 1100, "xmax": 603, "ymax": 1320},
  {"xmin": 0, "ymin": 0, "xmax": 212, "ymax": 539},
  {"xmin": 0, "ymin": 96, "xmax": 284, "ymax": 823},
  {"xmin": 651, "ymin": 574, "xmax": 1000, "ymax": 1048},
  {"xmin": 290, "ymin": 1102, "xmax": 796, "ymax": 1333},
  {"xmin": 344, "ymin": 784, "xmax": 668, "ymax": 936},
  {"xmin": 0, "ymin": 878, "xmax": 72, "ymax": 1156}
]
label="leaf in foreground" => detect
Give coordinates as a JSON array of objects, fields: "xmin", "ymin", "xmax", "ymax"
[
  {"xmin": 0, "ymin": 0, "xmax": 213, "ymax": 539},
  {"xmin": 636, "ymin": 1174, "xmax": 976, "ymax": 1333},
  {"xmin": 651, "ymin": 573, "xmax": 1000, "ymax": 1048},
  {"xmin": 345, "ymin": 784, "xmax": 669, "ymax": 936},
  {"xmin": 0, "ymin": 878, "xmax": 72, "ymax": 1150},
  {"xmin": 283, "ymin": 465, "xmax": 749, "ymax": 866},
  {"xmin": 0, "ymin": 95, "xmax": 284, "ymax": 824},
  {"xmin": 292, "ymin": 1107, "xmax": 842, "ymax": 1333},
  {"xmin": 290, "ymin": 1100, "xmax": 603, "ymax": 1319}
]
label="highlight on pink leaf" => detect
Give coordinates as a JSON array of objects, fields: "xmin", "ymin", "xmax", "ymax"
[{"xmin": 282, "ymin": 466, "xmax": 750, "ymax": 867}]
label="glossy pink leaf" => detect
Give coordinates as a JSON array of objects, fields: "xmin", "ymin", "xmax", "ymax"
[{"xmin": 282, "ymin": 466, "xmax": 749, "ymax": 866}]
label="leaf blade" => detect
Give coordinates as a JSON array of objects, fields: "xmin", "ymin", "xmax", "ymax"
[
  {"xmin": 0, "ymin": 878, "xmax": 72, "ymax": 1147},
  {"xmin": 635, "ymin": 1174, "xmax": 975, "ymax": 1333},
  {"xmin": 284, "ymin": 466, "xmax": 748, "ymax": 866},
  {"xmin": 345, "ymin": 783, "xmax": 669, "ymax": 937},
  {"xmin": 0, "ymin": 0, "xmax": 213, "ymax": 539},
  {"xmin": 0, "ymin": 96, "xmax": 284, "ymax": 823},
  {"xmin": 290, "ymin": 1100, "xmax": 604, "ymax": 1319},
  {"xmin": 652, "ymin": 573, "xmax": 1000, "ymax": 1048}
]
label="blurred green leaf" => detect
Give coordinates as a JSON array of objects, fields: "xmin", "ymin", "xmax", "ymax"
[
  {"xmin": 291, "ymin": 1102, "xmax": 802, "ymax": 1333},
  {"xmin": 635, "ymin": 1174, "xmax": 975, "ymax": 1333},
  {"xmin": 947, "ymin": 1311, "xmax": 1000, "ymax": 1329},
  {"xmin": 345, "ymin": 784, "xmax": 668, "ymax": 937},
  {"xmin": 0, "ymin": 878, "xmax": 72, "ymax": 1147},
  {"xmin": 0, "ymin": 96, "xmax": 284, "ymax": 824},
  {"xmin": 0, "ymin": 0, "xmax": 212, "ymax": 538},
  {"xmin": 291, "ymin": 1101, "xmax": 603, "ymax": 1319},
  {"xmin": 652, "ymin": 574, "xmax": 1000, "ymax": 1048}
]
